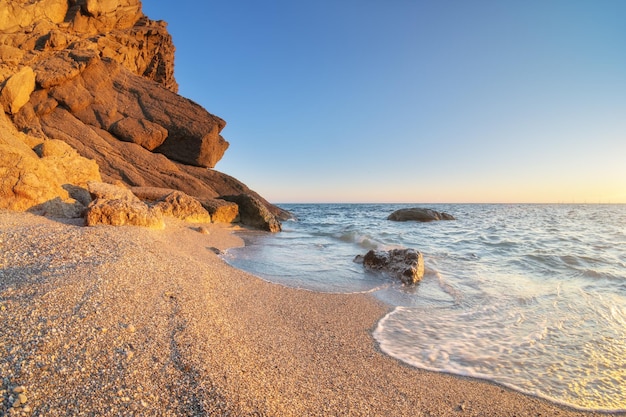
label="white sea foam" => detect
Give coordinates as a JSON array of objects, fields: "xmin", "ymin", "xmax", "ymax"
[{"xmin": 225, "ymin": 203, "xmax": 626, "ymax": 411}]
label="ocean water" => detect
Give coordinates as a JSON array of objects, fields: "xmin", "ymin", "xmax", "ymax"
[{"xmin": 223, "ymin": 204, "xmax": 626, "ymax": 412}]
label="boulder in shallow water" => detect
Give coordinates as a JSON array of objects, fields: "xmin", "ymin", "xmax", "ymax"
[
  {"xmin": 387, "ymin": 208, "xmax": 455, "ymax": 222},
  {"xmin": 357, "ymin": 248, "xmax": 425, "ymax": 285}
]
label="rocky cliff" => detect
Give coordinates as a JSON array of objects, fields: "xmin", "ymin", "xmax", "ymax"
[{"xmin": 0, "ymin": 0, "xmax": 288, "ymax": 229}]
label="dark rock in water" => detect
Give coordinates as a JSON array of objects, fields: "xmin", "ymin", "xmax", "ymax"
[
  {"xmin": 387, "ymin": 208, "xmax": 455, "ymax": 222},
  {"xmin": 221, "ymin": 194, "xmax": 282, "ymax": 233},
  {"xmin": 358, "ymin": 248, "xmax": 425, "ymax": 285}
]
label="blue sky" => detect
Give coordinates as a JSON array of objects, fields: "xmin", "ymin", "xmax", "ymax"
[{"xmin": 142, "ymin": 1, "xmax": 626, "ymax": 203}]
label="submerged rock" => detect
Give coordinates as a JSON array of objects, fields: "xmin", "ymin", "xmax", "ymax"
[
  {"xmin": 387, "ymin": 208, "xmax": 455, "ymax": 222},
  {"xmin": 356, "ymin": 248, "xmax": 425, "ymax": 285}
]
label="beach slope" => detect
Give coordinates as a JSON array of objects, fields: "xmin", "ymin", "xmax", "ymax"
[{"xmin": 0, "ymin": 211, "xmax": 609, "ymax": 416}]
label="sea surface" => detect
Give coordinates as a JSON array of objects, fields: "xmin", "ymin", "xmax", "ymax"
[{"xmin": 223, "ymin": 204, "xmax": 626, "ymax": 412}]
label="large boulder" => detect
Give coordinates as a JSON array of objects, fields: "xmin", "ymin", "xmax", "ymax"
[
  {"xmin": 0, "ymin": 66, "xmax": 36, "ymax": 114},
  {"xmin": 221, "ymin": 194, "xmax": 282, "ymax": 232},
  {"xmin": 87, "ymin": 181, "xmax": 137, "ymax": 202},
  {"xmin": 0, "ymin": 107, "xmax": 100, "ymax": 216},
  {"xmin": 109, "ymin": 117, "xmax": 169, "ymax": 151},
  {"xmin": 356, "ymin": 248, "xmax": 425, "ymax": 285},
  {"xmin": 131, "ymin": 188, "xmax": 239, "ymax": 224},
  {"xmin": 35, "ymin": 139, "xmax": 101, "ymax": 188},
  {"xmin": 201, "ymin": 198, "xmax": 239, "ymax": 224},
  {"xmin": 85, "ymin": 198, "xmax": 164, "ymax": 228},
  {"xmin": 153, "ymin": 191, "xmax": 212, "ymax": 223},
  {"xmin": 25, "ymin": 55, "xmax": 229, "ymax": 168},
  {"xmin": 387, "ymin": 208, "xmax": 455, "ymax": 222}
]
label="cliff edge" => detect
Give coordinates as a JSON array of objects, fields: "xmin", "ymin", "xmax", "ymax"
[{"xmin": 0, "ymin": 0, "xmax": 288, "ymax": 227}]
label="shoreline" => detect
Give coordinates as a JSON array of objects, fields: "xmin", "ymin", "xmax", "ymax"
[{"xmin": 0, "ymin": 211, "xmax": 617, "ymax": 416}]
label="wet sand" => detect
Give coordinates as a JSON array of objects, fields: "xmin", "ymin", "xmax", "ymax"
[{"xmin": 0, "ymin": 210, "xmax": 615, "ymax": 416}]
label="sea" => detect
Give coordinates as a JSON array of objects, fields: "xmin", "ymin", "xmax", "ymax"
[{"xmin": 222, "ymin": 203, "xmax": 626, "ymax": 412}]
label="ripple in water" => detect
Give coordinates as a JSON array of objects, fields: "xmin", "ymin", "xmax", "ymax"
[{"xmin": 225, "ymin": 204, "xmax": 626, "ymax": 411}]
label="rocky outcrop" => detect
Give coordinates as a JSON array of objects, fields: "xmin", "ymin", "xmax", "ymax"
[
  {"xmin": 0, "ymin": 0, "xmax": 68, "ymax": 33},
  {"xmin": 387, "ymin": 208, "xmax": 455, "ymax": 222},
  {"xmin": 85, "ymin": 198, "xmax": 164, "ymax": 228},
  {"xmin": 84, "ymin": 181, "xmax": 163, "ymax": 228},
  {"xmin": 201, "ymin": 199, "xmax": 239, "ymax": 224},
  {"xmin": 0, "ymin": 0, "xmax": 288, "ymax": 229},
  {"xmin": 87, "ymin": 181, "xmax": 137, "ymax": 202},
  {"xmin": 2, "ymin": 0, "xmax": 227, "ymax": 169},
  {"xmin": 0, "ymin": 107, "xmax": 100, "ymax": 215},
  {"xmin": 153, "ymin": 191, "xmax": 212, "ymax": 223},
  {"xmin": 355, "ymin": 248, "xmax": 425, "ymax": 285},
  {"xmin": 221, "ymin": 194, "xmax": 282, "ymax": 233},
  {"xmin": 130, "ymin": 187, "xmax": 238, "ymax": 223},
  {"xmin": 20, "ymin": 54, "xmax": 229, "ymax": 168}
]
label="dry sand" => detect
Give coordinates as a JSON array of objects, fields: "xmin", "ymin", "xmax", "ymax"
[{"xmin": 0, "ymin": 210, "xmax": 619, "ymax": 416}]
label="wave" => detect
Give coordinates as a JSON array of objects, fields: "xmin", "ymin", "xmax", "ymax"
[
  {"xmin": 230, "ymin": 203, "xmax": 626, "ymax": 411},
  {"xmin": 374, "ymin": 298, "xmax": 626, "ymax": 412},
  {"xmin": 331, "ymin": 230, "xmax": 387, "ymax": 251}
]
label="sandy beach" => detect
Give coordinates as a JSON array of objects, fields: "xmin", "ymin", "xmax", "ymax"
[{"xmin": 0, "ymin": 210, "xmax": 616, "ymax": 416}]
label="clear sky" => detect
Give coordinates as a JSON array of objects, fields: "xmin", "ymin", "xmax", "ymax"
[{"xmin": 142, "ymin": 1, "xmax": 626, "ymax": 204}]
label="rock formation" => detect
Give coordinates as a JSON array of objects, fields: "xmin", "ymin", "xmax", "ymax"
[
  {"xmin": 153, "ymin": 191, "xmax": 212, "ymax": 224},
  {"xmin": 200, "ymin": 198, "xmax": 239, "ymax": 224},
  {"xmin": 0, "ymin": 0, "xmax": 288, "ymax": 230},
  {"xmin": 355, "ymin": 248, "xmax": 425, "ymax": 285},
  {"xmin": 84, "ymin": 180, "xmax": 164, "ymax": 228},
  {"xmin": 387, "ymin": 208, "xmax": 455, "ymax": 222},
  {"xmin": 0, "ymin": 107, "xmax": 100, "ymax": 216},
  {"xmin": 85, "ymin": 197, "xmax": 165, "ymax": 228},
  {"xmin": 221, "ymin": 194, "xmax": 282, "ymax": 233}
]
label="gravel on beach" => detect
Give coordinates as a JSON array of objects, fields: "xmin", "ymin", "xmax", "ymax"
[{"xmin": 0, "ymin": 210, "xmax": 611, "ymax": 416}]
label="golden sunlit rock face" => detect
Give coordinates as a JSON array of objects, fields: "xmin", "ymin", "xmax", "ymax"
[{"xmin": 0, "ymin": 0, "xmax": 288, "ymax": 225}]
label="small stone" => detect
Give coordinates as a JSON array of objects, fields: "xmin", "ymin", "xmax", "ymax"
[
  {"xmin": 197, "ymin": 226, "xmax": 210, "ymax": 234},
  {"xmin": 22, "ymin": 405, "xmax": 32, "ymax": 413},
  {"xmin": 127, "ymin": 324, "xmax": 136, "ymax": 333},
  {"xmin": 12, "ymin": 386, "xmax": 25, "ymax": 394}
]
